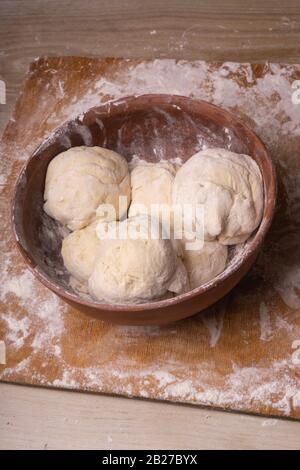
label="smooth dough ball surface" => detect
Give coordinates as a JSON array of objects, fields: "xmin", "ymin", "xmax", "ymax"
[
  {"xmin": 128, "ymin": 161, "xmax": 176, "ymax": 217},
  {"xmin": 88, "ymin": 215, "xmax": 188, "ymax": 304},
  {"xmin": 61, "ymin": 222, "xmax": 101, "ymax": 283},
  {"xmin": 44, "ymin": 146, "xmax": 130, "ymax": 230},
  {"xmin": 172, "ymin": 148, "xmax": 264, "ymax": 245},
  {"xmin": 181, "ymin": 240, "xmax": 228, "ymax": 289}
]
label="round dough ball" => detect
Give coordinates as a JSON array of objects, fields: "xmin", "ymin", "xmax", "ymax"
[
  {"xmin": 128, "ymin": 161, "xmax": 176, "ymax": 218},
  {"xmin": 88, "ymin": 215, "xmax": 188, "ymax": 304},
  {"xmin": 172, "ymin": 148, "xmax": 264, "ymax": 245},
  {"xmin": 182, "ymin": 240, "xmax": 228, "ymax": 289},
  {"xmin": 44, "ymin": 146, "xmax": 131, "ymax": 230},
  {"xmin": 61, "ymin": 222, "xmax": 101, "ymax": 283}
]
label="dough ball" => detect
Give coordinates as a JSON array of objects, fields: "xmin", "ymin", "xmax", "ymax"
[
  {"xmin": 128, "ymin": 161, "xmax": 176, "ymax": 218},
  {"xmin": 182, "ymin": 240, "xmax": 228, "ymax": 289},
  {"xmin": 44, "ymin": 146, "xmax": 131, "ymax": 230},
  {"xmin": 172, "ymin": 148, "xmax": 264, "ymax": 245},
  {"xmin": 88, "ymin": 215, "xmax": 188, "ymax": 304},
  {"xmin": 168, "ymin": 257, "xmax": 190, "ymax": 294},
  {"xmin": 61, "ymin": 222, "xmax": 101, "ymax": 283}
]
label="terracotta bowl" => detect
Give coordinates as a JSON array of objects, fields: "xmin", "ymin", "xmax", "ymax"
[{"xmin": 12, "ymin": 94, "xmax": 276, "ymax": 325}]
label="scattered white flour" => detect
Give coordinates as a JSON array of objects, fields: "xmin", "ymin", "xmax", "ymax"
[
  {"xmin": 128, "ymin": 154, "xmax": 183, "ymax": 171},
  {"xmin": 1, "ymin": 58, "xmax": 300, "ymax": 419},
  {"xmin": 164, "ymin": 379, "xmax": 194, "ymax": 398},
  {"xmin": 275, "ymin": 315, "xmax": 294, "ymax": 333},
  {"xmin": 151, "ymin": 371, "xmax": 175, "ymax": 388},
  {"xmin": 31, "ymin": 296, "xmax": 64, "ymax": 352},
  {"xmin": 2, "ymin": 357, "xmax": 32, "ymax": 376},
  {"xmin": 52, "ymin": 369, "xmax": 84, "ymax": 388},
  {"xmin": 259, "ymin": 302, "xmax": 273, "ymax": 341},
  {"xmin": 275, "ymin": 266, "xmax": 300, "ymax": 309},
  {"xmin": 0, "ymin": 256, "xmax": 65, "ymax": 360},
  {"xmin": 261, "ymin": 419, "xmax": 278, "ymax": 427},
  {"xmin": 57, "ymin": 80, "xmax": 65, "ymax": 99},
  {"xmin": 49, "ymin": 60, "xmax": 299, "ymax": 151},
  {"xmin": 0, "ymin": 270, "xmax": 35, "ymax": 304},
  {"xmin": 201, "ymin": 304, "xmax": 225, "ymax": 348}
]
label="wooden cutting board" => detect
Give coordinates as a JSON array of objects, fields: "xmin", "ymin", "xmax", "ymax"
[{"xmin": 1, "ymin": 57, "xmax": 300, "ymax": 419}]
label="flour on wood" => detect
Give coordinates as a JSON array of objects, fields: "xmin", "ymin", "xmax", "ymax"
[{"xmin": 1, "ymin": 59, "xmax": 300, "ymax": 418}]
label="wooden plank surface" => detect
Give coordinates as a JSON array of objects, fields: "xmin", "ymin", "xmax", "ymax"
[
  {"xmin": 1, "ymin": 0, "xmax": 300, "ymax": 450},
  {"xmin": 1, "ymin": 383, "xmax": 300, "ymax": 450},
  {"xmin": 1, "ymin": 0, "xmax": 300, "ymax": 133}
]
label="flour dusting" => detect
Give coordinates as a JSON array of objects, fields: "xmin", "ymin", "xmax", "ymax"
[
  {"xmin": 275, "ymin": 266, "xmax": 300, "ymax": 309},
  {"xmin": 0, "ymin": 255, "xmax": 65, "ymax": 363},
  {"xmin": 2, "ymin": 314, "xmax": 31, "ymax": 349},
  {"xmin": 201, "ymin": 303, "xmax": 226, "ymax": 348},
  {"xmin": 261, "ymin": 419, "xmax": 278, "ymax": 427},
  {"xmin": 1, "ymin": 270, "xmax": 35, "ymax": 303}
]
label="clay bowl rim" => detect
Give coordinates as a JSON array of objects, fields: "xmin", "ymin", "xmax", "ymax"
[{"xmin": 11, "ymin": 93, "xmax": 277, "ymax": 313}]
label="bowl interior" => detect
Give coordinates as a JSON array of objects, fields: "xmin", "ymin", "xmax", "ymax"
[{"xmin": 13, "ymin": 94, "xmax": 275, "ymax": 308}]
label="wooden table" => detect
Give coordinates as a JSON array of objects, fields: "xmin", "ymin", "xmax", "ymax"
[{"xmin": 1, "ymin": 0, "xmax": 300, "ymax": 450}]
